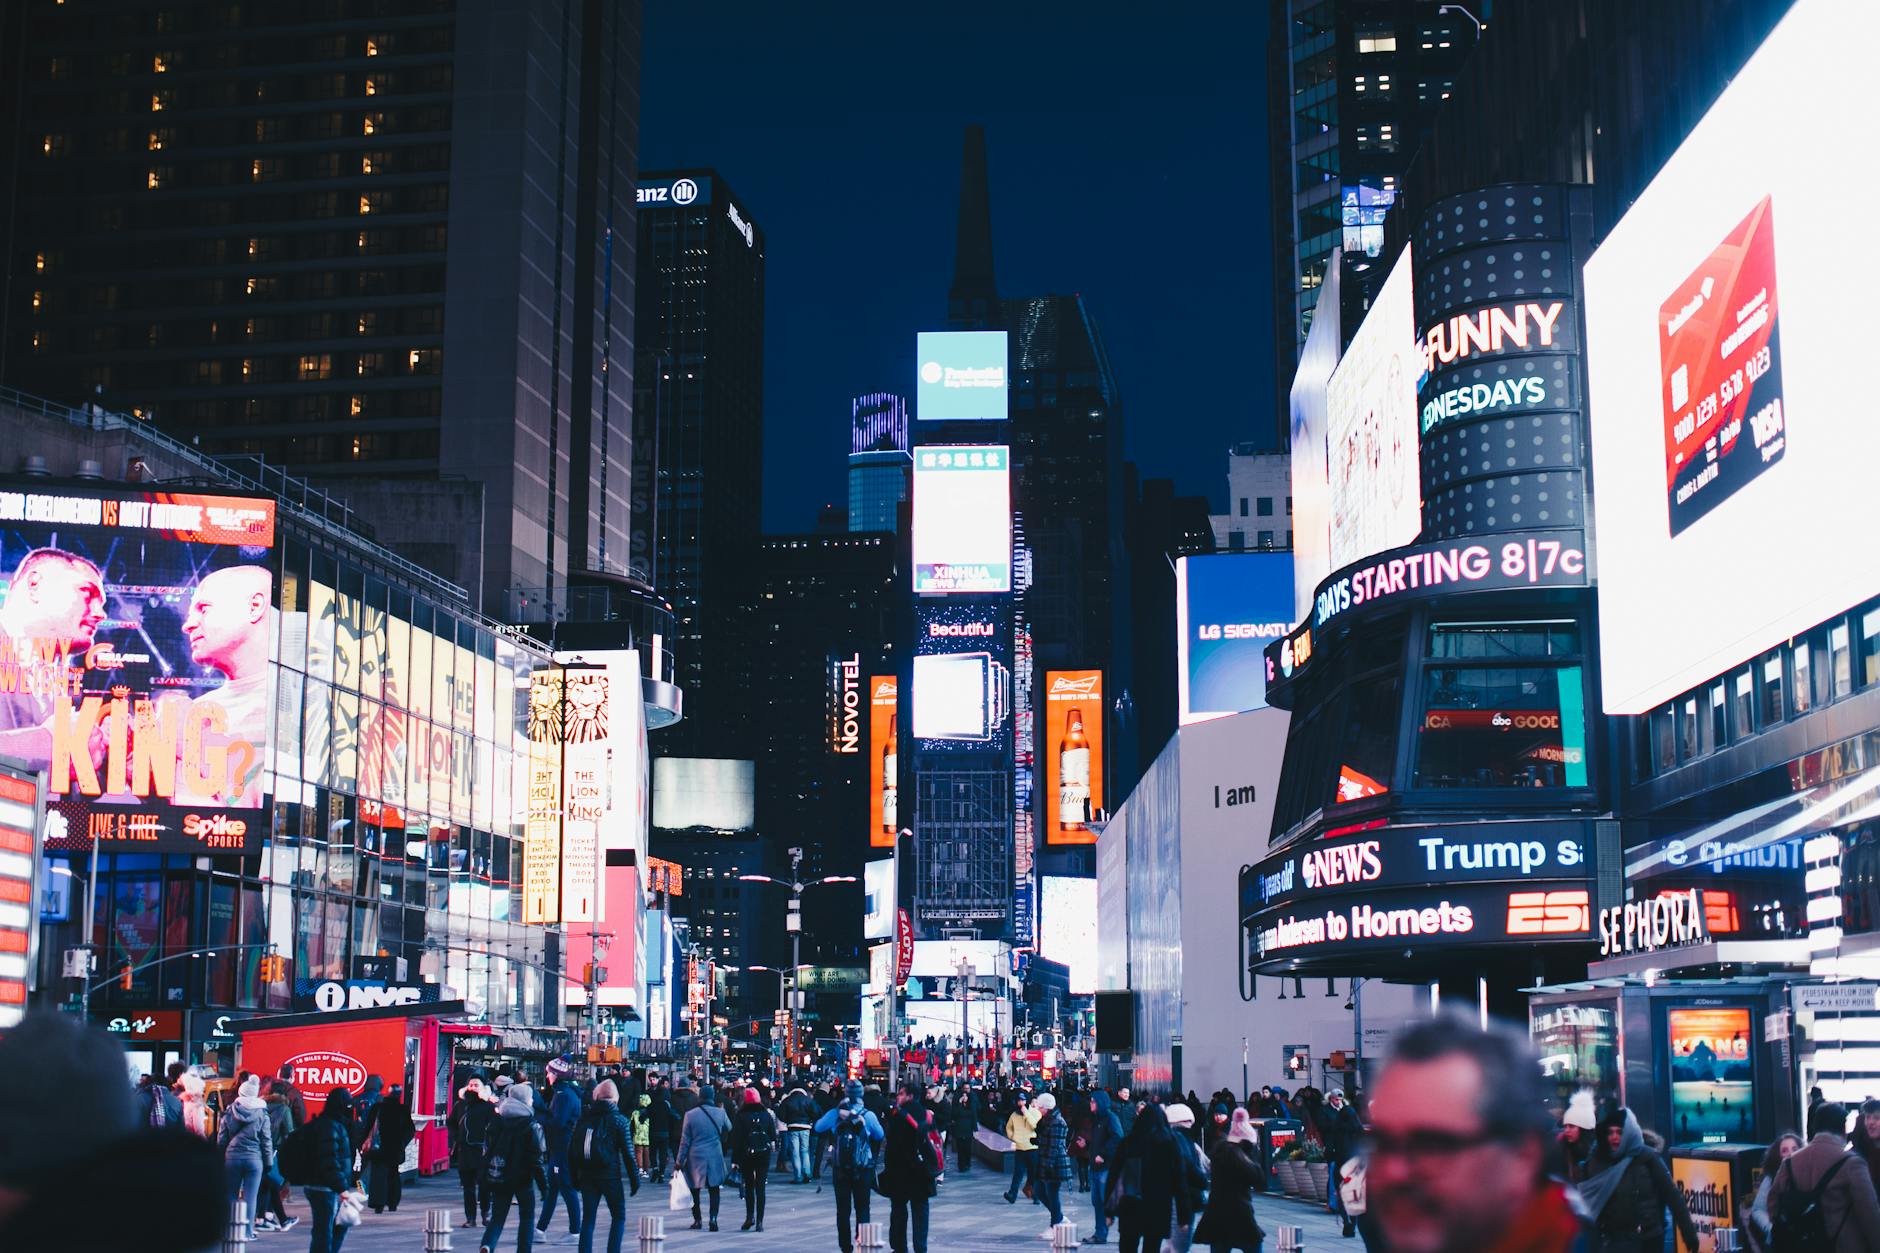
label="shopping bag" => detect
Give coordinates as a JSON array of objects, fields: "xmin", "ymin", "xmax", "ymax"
[
  {"xmin": 335, "ymin": 1190, "xmax": 367, "ymax": 1228},
  {"xmin": 668, "ymin": 1170, "xmax": 693, "ymax": 1211}
]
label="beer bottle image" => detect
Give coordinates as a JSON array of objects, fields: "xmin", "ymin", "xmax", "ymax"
[
  {"xmin": 882, "ymin": 713, "xmax": 898, "ymax": 833},
  {"xmin": 1059, "ymin": 706, "xmax": 1090, "ymax": 831}
]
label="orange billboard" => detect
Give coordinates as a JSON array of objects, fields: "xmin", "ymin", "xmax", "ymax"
[
  {"xmin": 1044, "ymin": 670, "xmax": 1103, "ymax": 845},
  {"xmin": 869, "ymin": 676, "xmax": 898, "ymax": 847}
]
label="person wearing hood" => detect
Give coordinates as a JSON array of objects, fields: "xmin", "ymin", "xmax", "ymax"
[
  {"xmin": 779, "ymin": 1084, "xmax": 818, "ymax": 1183},
  {"xmin": 0, "ymin": 1013, "xmax": 224, "ymax": 1253},
  {"xmin": 256, "ymin": 1078, "xmax": 300, "ymax": 1232},
  {"xmin": 535, "ymin": 1070, "xmax": 586, "ymax": 1239},
  {"xmin": 729, "ymin": 1087, "xmax": 780, "ymax": 1231},
  {"xmin": 1084, "ymin": 1089, "xmax": 1125, "ymax": 1245},
  {"xmin": 947, "ymin": 1087, "xmax": 980, "ymax": 1175},
  {"xmin": 481, "ymin": 1080, "xmax": 550, "ymax": 1253},
  {"xmin": 361, "ymin": 1083, "xmax": 415, "ymax": 1214},
  {"xmin": 675, "ymin": 1083, "xmax": 732, "ymax": 1231},
  {"xmin": 1556, "ymin": 1090, "xmax": 1598, "ymax": 1185},
  {"xmin": 1580, "ymin": 1108, "xmax": 1698, "ymax": 1253},
  {"xmin": 1194, "ymin": 1108, "xmax": 1265, "ymax": 1253},
  {"xmin": 449, "ymin": 1078, "xmax": 497, "ymax": 1228},
  {"xmin": 176, "ymin": 1069, "xmax": 213, "ymax": 1138},
  {"xmin": 628, "ymin": 1093, "xmax": 654, "ymax": 1179},
  {"xmin": 304, "ymin": 1088, "xmax": 360, "ymax": 1253},
  {"xmin": 572, "ymin": 1079, "xmax": 636, "ymax": 1253},
  {"xmin": 1767, "ymin": 1101, "xmax": 1880, "ymax": 1253},
  {"xmin": 814, "ymin": 1079, "xmax": 886, "ymax": 1253},
  {"xmin": 1321, "ymin": 1089, "xmax": 1364, "ymax": 1234},
  {"xmin": 1034, "ymin": 1091, "xmax": 1073, "ymax": 1235},
  {"xmin": 1109, "ymin": 1102, "xmax": 1195, "ymax": 1253},
  {"xmin": 219, "ymin": 1074, "xmax": 275, "ymax": 1241}
]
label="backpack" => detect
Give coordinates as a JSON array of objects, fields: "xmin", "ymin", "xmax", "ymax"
[
  {"xmin": 572, "ymin": 1109, "xmax": 623, "ymax": 1177},
  {"xmin": 741, "ymin": 1110, "xmax": 775, "ymax": 1162},
  {"xmin": 276, "ymin": 1120, "xmax": 322, "ymax": 1186},
  {"xmin": 484, "ymin": 1118, "xmax": 536, "ymax": 1187},
  {"xmin": 1772, "ymin": 1156, "xmax": 1850, "ymax": 1253},
  {"xmin": 835, "ymin": 1108, "xmax": 875, "ymax": 1177}
]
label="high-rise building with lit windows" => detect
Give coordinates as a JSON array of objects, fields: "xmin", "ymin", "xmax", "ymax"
[
  {"xmin": 0, "ymin": 1, "xmax": 643, "ymax": 611},
  {"xmin": 847, "ymin": 393, "xmax": 910, "ymax": 534}
]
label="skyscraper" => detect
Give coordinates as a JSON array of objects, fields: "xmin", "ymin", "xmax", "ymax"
[
  {"xmin": 847, "ymin": 392, "xmax": 911, "ymax": 534},
  {"xmin": 1, "ymin": 1, "xmax": 643, "ymax": 611},
  {"xmin": 632, "ymin": 169, "xmax": 765, "ymax": 759}
]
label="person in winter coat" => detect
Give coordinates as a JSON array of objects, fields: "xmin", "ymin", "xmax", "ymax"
[
  {"xmin": 947, "ymin": 1088, "xmax": 980, "ymax": 1175},
  {"xmin": 1580, "ymin": 1109, "xmax": 1699, "ymax": 1253},
  {"xmin": 1767, "ymin": 1101, "xmax": 1880, "ymax": 1253},
  {"xmin": 1745, "ymin": 1131, "xmax": 1802, "ymax": 1253},
  {"xmin": 1004, "ymin": 1095, "xmax": 1041, "ymax": 1204},
  {"xmin": 218, "ymin": 1075, "xmax": 274, "ymax": 1241},
  {"xmin": 273, "ymin": 1064, "xmax": 309, "ymax": 1130},
  {"xmin": 535, "ymin": 1074, "xmax": 585, "ymax": 1239},
  {"xmin": 778, "ymin": 1085, "xmax": 817, "ymax": 1183},
  {"xmin": 135, "ymin": 1071, "xmax": 185, "ymax": 1129},
  {"xmin": 176, "ymin": 1070, "xmax": 213, "ymax": 1138},
  {"xmin": 1556, "ymin": 1090, "xmax": 1598, "ymax": 1185},
  {"xmin": 1206, "ymin": 1090, "xmax": 1237, "ymax": 1155},
  {"xmin": 1034, "ymin": 1092, "xmax": 1074, "ymax": 1233},
  {"xmin": 1109, "ymin": 1102, "xmax": 1195, "ymax": 1253},
  {"xmin": 1852, "ymin": 1099, "xmax": 1880, "ymax": 1189},
  {"xmin": 879, "ymin": 1080, "xmax": 943, "ymax": 1253},
  {"xmin": 448, "ymin": 1078, "xmax": 496, "ymax": 1228},
  {"xmin": 572, "ymin": 1079, "xmax": 636, "ymax": 1253},
  {"xmin": 1320, "ymin": 1089, "xmax": 1365, "ymax": 1234},
  {"xmin": 1084, "ymin": 1090, "xmax": 1125, "ymax": 1245},
  {"xmin": 814, "ymin": 1080, "xmax": 885, "ymax": 1251},
  {"xmin": 728, "ymin": 1088, "xmax": 779, "ymax": 1232},
  {"xmin": 647, "ymin": 1081, "xmax": 678, "ymax": 1180},
  {"xmin": 360, "ymin": 1084, "xmax": 414, "ymax": 1214},
  {"xmin": 1195, "ymin": 1109, "xmax": 1266, "ymax": 1253},
  {"xmin": 675, "ymin": 1083, "xmax": 732, "ymax": 1231},
  {"xmin": 628, "ymin": 1095, "xmax": 654, "ymax": 1178},
  {"xmin": 302, "ymin": 1088, "xmax": 359, "ymax": 1253},
  {"xmin": 1114, "ymin": 1088, "xmax": 1138, "ymax": 1139},
  {"xmin": 480, "ymin": 1081, "xmax": 550, "ymax": 1253},
  {"xmin": 256, "ymin": 1081, "xmax": 299, "ymax": 1232}
]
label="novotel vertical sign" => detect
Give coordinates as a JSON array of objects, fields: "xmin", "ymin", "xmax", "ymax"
[{"xmin": 831, "ymin": 653, "xmax": 863, "ymax": 754}]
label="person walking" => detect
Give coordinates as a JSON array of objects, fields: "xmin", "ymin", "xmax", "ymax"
[
  {"xmin": 779, "ymin": 1083, "xmax": 817, "ymax": 1183},
  {"xmin": 1580, "ymin": 1108, "xmax": 1699, "ymax": 1253},
  {"xmin": 1853, "ymin": 1099, "xmax": 1880, "ymax": 1184},
  {"xmin": 301, "ymin": 1088, "xmax": 359, "ymax": 1253},
  {"xmin": 360, "ymin": 1083, "xmax": 414, "ymax": 1214},
  {"xmin": 1745, "ymin": 1131, "xmax": 1802, "ymax": 1253},
  {"xmin": 628, "ymin": 1094, "xmax": 654, "ymax": 1181},
  {"xmin": 1034, "ymin": 1092, "xmax": 1073, "ymax": 1236},
  {"xmin": 1194, "ymin": 1109, "xmax": 1265, "ymax": 1253},
  {"xmin": 1083, "ymin": 1090, "xmax": 1124, "ymax": 1246},
  {"xmin": 535, "ymin": 1071, "xmax": 585, "ymax": 1239},
  {"xmin": 572, "ymin": 1079, "xmax": 636, "ymax": 1253},
  {"xmin": 947, "ymin": 1087, "xmax": 979, "ymax": 1175},
  {"xmin": 729, "ymin": 1087, "xmax": 779, "ymax": 1232},
  {"xmin": 647, "ymin": 1080, "xmax": 678, "ymax": 1181},
  {"xmin": 135, "ymin": 1070, "xmax": 184, "ymax": 1128},
  {"xmin": 1320, "ymin": 1089, "xmax": 1364, "ymax": 1236},
  {"xmin": 1005, "ymin": 1093, "xmax": 1040, "ymax": 1204},
  {"xmin": 480, "ymin": 1081, "xmax": 550, "ymax": 1253},
  {"xmin": 255, "ymin": 1078, "xmax": 300, "ymax": 1233},
  {"xmin": 675, "ymin": 1084, "xmax": 732, "ymax": 1231},
  {"xmin": 1108, "ymin": 1102, "xmax": 1194, "ymax": 1253},
  {"xmin": 219, "ymin": 1074, "xmax": 274, "ymax": 1242},
  {"xmin": 814, "ymin": 1080, "xmax": 885, "ymax": 1253},
  {"xmin": 274, "ymin": 1063, "xmax": 310, "ymax": 1129},
  {"xmin": 880, "ymin": 1079, "xmax": 942, "ymax": 1253},
  {"xmin": 1767, "ymin": 1101, "xmax": 1880, "ymax": 1253},
  {"xmin": 449, "ymin": 1078, "xmax": 497, "ymax": 1228}
]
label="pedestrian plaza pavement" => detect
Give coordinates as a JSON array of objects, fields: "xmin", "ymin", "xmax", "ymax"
[{"xmin": 310, "ymin": 1160, "xmax": 1350, "ymax": 1252}]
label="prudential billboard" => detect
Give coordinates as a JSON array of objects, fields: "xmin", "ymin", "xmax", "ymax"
[
  {"xmin": 916, "ymin": 331, "xmax": 1008, "ymax": 421},
  {"xmin": 1176, "ymin": 552, "xmax": 1295, "ymax": 724}
]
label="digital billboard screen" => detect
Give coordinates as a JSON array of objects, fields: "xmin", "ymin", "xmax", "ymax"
[
  {"xmin": 1326, "ymin": 245, "xmax": 1422, "ymax": 570},
  {"xmin": 1043, "ymin": 670, "xmax": 1103, "ymax": 844},
  {"xmin": 916, "ymin": 330, "xmax": 1008, "ymax": 421},
  {"xmin": 1041, "ymin": 875, "xmax": 1097, "ymax": 993},
  {"xmin": 864, "ymin": 857, "xmax": 895, "ymax": 940},
  {"xmin": 869, "ymin": 675, "xmax": 897, "ymax": 847},
  {"xmin": 1667, "ymin": 1007, "xmax": 1754, "ymax": 1145},
  {"xmin": 912, "ymin": 601, "xmax": 1009, "ymax": 752},
  {"xmin": 1290, "ymin": 255, "xmax": 1340, "ymax": 623},
  {"xmin": 651, "ymin": 757, "xmax": 755, "ymax": 831},
  {"xmin": 1584, "ymin": 0, "xmax": 1877, "ymax": 714},
  {"xmin": 1176, "ymin": 552, "xmax": 1295, "ymax": 723},
  {"xmin": 1, "ymin": 485, "xmax": 277, "ymax": 856},
  {"xmin": 911, "ymin": 445, "xmax": 1010, "ymax": 594}
]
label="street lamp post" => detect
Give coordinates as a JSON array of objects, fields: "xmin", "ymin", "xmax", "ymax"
[{"xmin": 739, "ymin": 853, "xmax": 856, "ymax": 1081}]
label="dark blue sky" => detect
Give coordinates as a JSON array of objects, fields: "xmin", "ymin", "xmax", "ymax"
[{"xmin": 640, "ymin": 4, "xmax": 1275, "ymax": 532}]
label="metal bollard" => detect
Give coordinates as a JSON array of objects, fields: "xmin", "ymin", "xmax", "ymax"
[
  {"xmin": 1712, "ymin": 1230, "xmax": 1741, "ymax": 1253},
  {"xmin": 1050, "ymin": 1220, "xmax": 1080, "ymax": 1249},
  {"xmin": 425, "ymin": 1208, "xmax": 455, "ymax": 1252},
  {"xmin": 1276, "ymin": 1223, "xmax": 1305, "ymax": 1252},
  {"xmin": 856, "ymin": 1220, "xmax": 887, "ymax": 1248},
  {"xmin": 638, "ymin": 1213, "xmax": 666, "ymax": 1250},
  {"xmin": 223, "ymin": 1200, "xmax": 249, "ymax": 1253}
]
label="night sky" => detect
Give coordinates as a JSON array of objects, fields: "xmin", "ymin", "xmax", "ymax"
[{"xmin": 640, "ymin": 4, "xmax": 1275, "ymax": 532}]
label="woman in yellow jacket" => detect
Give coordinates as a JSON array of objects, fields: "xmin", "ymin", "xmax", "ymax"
[{"xmin": 1003, "ymin": 1096, "xmax": 1042, "ymax": 1206}]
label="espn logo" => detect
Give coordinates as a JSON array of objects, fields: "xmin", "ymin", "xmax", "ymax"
[{"xmin": 1506, "ymin": 889, "xmax": 1591, "ymax": 936}]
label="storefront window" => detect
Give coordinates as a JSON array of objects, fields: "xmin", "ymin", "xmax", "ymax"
[
  {"xmin": 1758, "ymin": 650, "xmax": 1784, "ymax": 727},
  {"xmin": 1791, "ymin": 639, "xmax": 1813, "ymax": 716},
  {"xmin": 1333, "ymin": 675, "xmax": 1399, "ymax": 803},
  {"xmin": 1732, "ymin": 666, "xmax": 1756, "ymax": 738},
  {"xmin": 1829, "ymin": 621, "xmax": 1852, "ymax": 699},
  {"xmin": 1416, "ymin": 664, "xmax": 1589, "ymax": 788},
  {"xmin": 1532, "ymin": 1000, "xmax": 1621, "ymax": 1121},
  {"xmin": 1861, "ymin": 605, "xmax": 1880, "ymax": 689}
]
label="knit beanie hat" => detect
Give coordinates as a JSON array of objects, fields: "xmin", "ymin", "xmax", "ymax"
[
  {"xmin": 1032, "ymin": 1092, "xmax": 1057, "ymax": 1113},
  {"xmin": 744, "ymin": 1088, "xmax": 763, "ymax": 1106},
  {"xmin": 593, "ymin": 1080, "xmax": 619, "ymax": 1103},
  {"xmin": 1563, "ymin": 1089, "xmax": 1597, "ymax": 1131},
  {"xmin": 845, "ymin": 1080, "xmax": 864, "ymax": 1103},
  {"xmin": 239, "ymin": 1076, "xmax": 262, "ymax": 1100}
]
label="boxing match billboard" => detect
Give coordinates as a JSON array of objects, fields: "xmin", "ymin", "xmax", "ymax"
[{"xmin": 1, "ymin": 484, "xmax": 276, "ymax": 856}]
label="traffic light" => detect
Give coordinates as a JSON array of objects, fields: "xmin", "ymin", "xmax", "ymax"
[
  {"xmin": 258, "ymin": 954, "xmax": 286, "ymax": 984},
  {"xmin": 118, "ymin": 963, "xmax": 133, "ymax": 990}
]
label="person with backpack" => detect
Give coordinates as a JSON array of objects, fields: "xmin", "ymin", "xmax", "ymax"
[
  {"xmin": 273, "ymin": 1063, "xmax": 310, "ymax": 1130},
  {"xmin": 780, "ymin": 1084, "xmax": 818, "ymax": 1184},
  {"xmin": 535, "ymin": 1070, "xmax": 585, "ymax": 1240},
  {"xmin": 449, "ymin": 1078, "xmax": 497, "ymax": 1228},
  {"xmin": 729, "ymin": 1087, "xmax": 780, "ymax": 1231},
  {"xmin": 813, "ymin": 1079, "xmax": 886, "ymax": 1253},
  {"xmin": 571, "ymin": 1079, "xmax": 635, "ymax": 1253},
  {"xmin": 675, "ymin": 1083, "xmax": 733, "ymax": 1232},
  {"xmin": 880, "ymin": 1079, "xmax": 943, "ymax": 1253},
  {"xmin": 255, "ymin": 1079, "xmax": 301, "ymax": 1233},
  {"xmin": 360, "ymin": 1083, "xmax": 415, "ymax": 1214},
  {"xmin": 218, "ymin": 1074, "xmax": 275, "ymax": 1242},
  {"xmin": 478, "ymin": 1080, "xmax": 549, "ymax": 1253},
  {"xmin": 278, "ymin": 1087, "xmax": 358, "ymax": 1253},
  {"xmin": 1767, "ymin": 1100, "xmax": 1880, "ymax": 1253}
]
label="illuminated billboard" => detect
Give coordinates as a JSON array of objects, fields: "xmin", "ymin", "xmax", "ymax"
[
  {"xmin": 864, "ymin": 857, "xmax": 895, "ymax": 940},
  {"xmin": 522, "ymin": 669, "xmax": 567, "ymax": 924},
  {"xmin": 868, "ymin": 675, "xmax": 898, "ymax": 847},
  {"xmin": 912, "ymin": 601, "xmax": 1009, "ymax": 752},
  {"xmin": 1584, "ymin": 0, "xmax": 1876, "ymax": 713},
  {"xmin": 829, "ymin": 653, "xmax": 863, "ymax": 754},
  {"xmin": 1176, "ymin": 553, "xmax": 1294, "ymax": 724},
  {"xmin": 1290, "ymin": 255, "xmax": 1340, "ymax": 622},
  {"xmin": 1043, "ymin": 671, "xmax": 1103, "ymax": 844},
  {"xmin": 651, "ymin": 757, "xmax": 754, "ymax": 831},
  {"xmin": 911, "ymin": 445, "xmax": 1010, "ymax": 594},
  {"xmin": 0, "ymin": 766, "xmax": 40, "ymax": 1026},
  {"xmin": 1041, "ymin": 875, "xmax": 1097, "ymax": 994},
  {"xmin": 1326, "ymin": 246, "xmax": 1421, "ymax": 570},
  {"xmin": 2, "ymin": 485, "xmax": 277, "ymax": 856},
  {"xmin": 916, "ymin": 330, "xmax": 1008, "ymax": 421}
]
